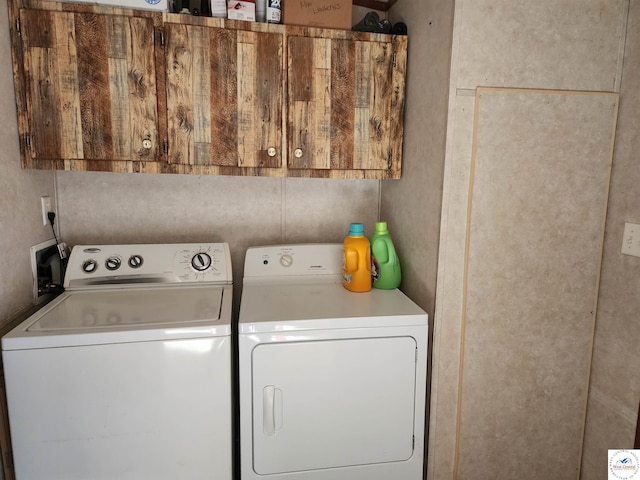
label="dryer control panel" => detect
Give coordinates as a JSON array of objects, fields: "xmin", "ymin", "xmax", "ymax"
[
  {"xmin": 64, "ymin": 243, "xmax": 232, "ymax": 289},
  {"xmin": 243, "ymin": 244, "xmax": 343, "ymax": 280}
]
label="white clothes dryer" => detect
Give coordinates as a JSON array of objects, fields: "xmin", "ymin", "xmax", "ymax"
[
  {"xmin": 2, "ymin": 243, "xmax": 233, "ymax": 480},
  {"xmin": 238, "ymin": 244, "xmax": 428, "ymax": 480}
]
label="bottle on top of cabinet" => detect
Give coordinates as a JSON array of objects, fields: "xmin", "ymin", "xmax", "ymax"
[
  {"xmin": 370, "ymin": 221, "xmax": 401, "ymax": 289},
  {"xmin": 342, "ymin": 223, "xmax": 371, "ymax": 292}
]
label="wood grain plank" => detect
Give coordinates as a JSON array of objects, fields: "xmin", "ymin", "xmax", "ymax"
[
  {"xmin": 310, "ymin": 37, "xmax": 330, "ymax": 169},
  {"xmin": 75, "ymin": 12, "xmax": 113, "ymax": 159},
  {"xmin": 289, "ymin": 100, "xmax": 312, "ymax": 169},
  {"xmin": 367, "ymin": 40, "xmax": 392, "ymax": 170},
  {"xmin": 10, "ymin": 0, "xmax": 30, "ymax": 169},
  {"xmin": 166, "ymin": 23, "xmax": 194, "ymax": 164},
  {"xmin": 330, "ymin": 38, "xmax": 355, "ymax": 170},
  {"xmin": 192, "ymin": 25, "xmax": 212, "ymax": 165},
  {"xmin": 353, "ymin": 41, "xmax": 370, "ymax": 169},
  {"xmin": 154, "ymin": 23, "xmax": 168, "ymax": 163},
  {"xmin": 127, "ymin": 16, "xmax": 159, "ymax": 159},
  {"xmin": 20, "ymin": 9, "xmax": 55, "ymax": 48},
  {"xmin": 53, "ymin": 11, "xmax": 83, "ymax": 159},
  {"xmin": 27, "ymin": 47, "xmax": 63, "ymax": 159},
  {"xmin": 387, "ymin": 34, "xmax": 407, "ymax": 178},
  {"xmin": 105, "ymin": 14, "xmax": 127, "ymax": 59},
  {"xmin": 21, "ymin": 10, "xmax": 61, "ymax": 159},
  {"xmin": 254, "ymin": 30, "xmax": 283, "ymax": 168},
  {"xmin": 210, "ymin": 26, "xmax": 238, "ymax": 166},
  {"xmin": 108, "ymin": 58, "xmax": 131, "ymax": 158},
  {"xmin": 237, "ymin": 32, "xmax": 256, "ymax": 167},
  {"xmin": 288, "ymin": 36, "xmax": 316, "ymax": 169},
  {"xmin": 288, "ymin": 36, "xmax": 313, "ymax": 102}
]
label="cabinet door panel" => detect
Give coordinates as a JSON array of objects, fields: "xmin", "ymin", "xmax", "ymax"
[
  {"xmin": 165, "ymin": 23, "xmax": 283, "ymax": 169},
  {"xmin": 19, "ymin": 9, "xmax": 159, "ymax": 166},
  {"xmin": 287, "ymin": 35, "xmax": 406, "ymax": 178}
]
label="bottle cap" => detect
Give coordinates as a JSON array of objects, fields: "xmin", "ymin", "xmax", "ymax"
[
  {"xmin": 349, "ymin": 223, "xmax": 365, "ymax": 236},
  {"xmin": 375, "ymin": 221, "xmax": 388, "ymax": 234}
]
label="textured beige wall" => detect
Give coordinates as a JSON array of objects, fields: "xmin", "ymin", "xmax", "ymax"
[
  {"xmin": 581, "ymin": 0, "xmax": 640, "ymax": 477},
  {"xmin": 379, "ymin": 1, "xmax": 454, "ymax": 476},
  {"xmin": 458, "ymin": 88, "xmax": 617, "ymax": 479},
  {"xmin": 432, "ymin": 1, "xmax": 631, "ymax": 479},
  {"xmin": 455, "ymin": 1, "xmax": 627, "ymax": 92},
  {"xmin": 0, "ymin": 0, "xmax": 57, "ymax": 326},
  {"xmin": 56, "ymin": 172, "xmax": 380, "ymax": 306},
  {"xmin": 381, "ymin": 0, "xmax": 453, "ymax": 318}
]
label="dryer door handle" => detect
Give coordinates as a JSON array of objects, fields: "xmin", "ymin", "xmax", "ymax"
[{"xmin": 263, "ymin": 385, "xmax": 283, "ymax": 436}]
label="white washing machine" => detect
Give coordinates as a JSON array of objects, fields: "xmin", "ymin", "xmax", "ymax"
[
  {"xmin": 2, "ymin": 243, "xmax": 233, "ymax": 480},
  {"xmin": 238, "ymin": 244, "xmax": 428, "ymax": 480}
]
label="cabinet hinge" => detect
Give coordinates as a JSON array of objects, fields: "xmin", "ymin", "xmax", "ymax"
[
  {"xmin": 157, "ymin": 29, "xmax": 165, "ymax": 46},
  {"xmin": 16, "ymin": 19, "xmax": 20, "ymax": 35},
  {"xmin": 25, "ymin": 134, "xmax": 31, "ymax": 150},
  {"xmin": 163, "ymin": 140, "xmax": 168, "ymax": 155},
  {"xmin": 392, "ymin": 52, "xmax": 396, "ymax": 68}
]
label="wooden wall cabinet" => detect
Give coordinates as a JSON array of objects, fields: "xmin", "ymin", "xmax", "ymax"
[
  {"xmin": 286, "ymin": 34, "xmax": 406, "ymax": 179},
  {"xmin": 160, "ymin": 17, "xmax": 285, "ymax": 176},
  {"xmin": 15, "ymin": 6, "xmax": 161, "ymax": 172},
  {"xmin": 8, "ymin": 0, "xmax": 407, "ymax": 179}
]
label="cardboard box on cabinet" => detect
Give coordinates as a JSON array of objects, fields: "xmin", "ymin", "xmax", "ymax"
[{"xmin": 283, "ymin": 0, "xmax": 352, "ymax": 30}]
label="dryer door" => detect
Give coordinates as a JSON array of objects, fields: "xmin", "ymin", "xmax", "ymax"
[{"xmin": 251, "ymin": 336, "xmax": 417, "ymax": 475}]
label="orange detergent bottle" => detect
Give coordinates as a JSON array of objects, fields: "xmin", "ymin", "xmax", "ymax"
[{"xmin": 342, "ymin": 223, "xmax": 372, "ymax": 292}]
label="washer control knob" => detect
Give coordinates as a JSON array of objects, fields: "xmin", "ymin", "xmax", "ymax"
[
  {"xmin": 105, "ymin": 256, "xmax": 122, "ymax": 271},
  {"xmin": 128, "ymin": 255, "xmax": 144, "ymax": 269},
  {"xmin": 280, "ymin": 254, "xmax": 293, "ymax": 267},
  {"xmin": 82, "ymin": 259, "xmax": 97, "ymax": 274},
  {"xmin": 191, "ymin": 252, "xmax": 212, "ymax": 271}
]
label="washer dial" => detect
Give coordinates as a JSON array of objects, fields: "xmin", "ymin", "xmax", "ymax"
[
  {"xmin": 191, "ymin": 252, "xmax": 212, "ymax": 271},
  {"xmin": 128, "ymin": 255, "xmax": 144, "ymax": 269},
  {"xmin": 105, "ymin": 256, "xmax": 122, "ymax": 271},
  {"xmin": 82, "ymin": 259, "xmax": 97, "ymax": 274}
]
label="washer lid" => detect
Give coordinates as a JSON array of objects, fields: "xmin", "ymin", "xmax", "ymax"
[
  {"xmin": 2, "ymin": 285, "xmax": 231, "ymax": 350},
  {"xmin": 238, "ymin": 283, "xmax": 427, "ymax": 334}
]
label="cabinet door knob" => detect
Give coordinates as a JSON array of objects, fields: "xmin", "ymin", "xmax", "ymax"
[
  {"xmin": 294, "ymin": 148, "xmax": 303, "ymax": 158},
  {"xmin": 267, "ymin": 147, "xmax": 276, "ymax": 157},
  {"xmin": 142, "ymin": 139, "xmax": 152, "ymax": 150}
]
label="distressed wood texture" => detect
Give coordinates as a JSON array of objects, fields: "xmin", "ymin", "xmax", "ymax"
[
  {"xmin": 10, "ymin": 1, "xmax": 407, "ymax": 178},
  {"xmin": 287, "ymin": 33, "xmax": 407, "ymax": 179},
  {"xmin": 164, "ymin": 17, "xmax": 284, "ymax": 173},
  {"xmin": 17, "ymin": 5, "xmax": 159, "ymax": 170}
]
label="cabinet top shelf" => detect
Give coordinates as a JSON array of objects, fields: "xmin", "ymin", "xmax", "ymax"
[{"xmin": 353, "ymin": 0, "xmax": 398, "ymax": 12}]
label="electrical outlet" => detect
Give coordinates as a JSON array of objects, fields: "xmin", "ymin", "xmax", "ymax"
[
  {"xmin": 41, "ymin": 196, "xmax": 52, "ymax": 226},
  {"xmin": 621, "ymin": 222, "xmax": 640, "ymax": 258}
]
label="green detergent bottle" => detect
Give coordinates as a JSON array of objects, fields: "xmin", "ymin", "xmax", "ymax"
[{"xmin": 370, "ymin": 221, "xmax": 401, "ymax": 289}]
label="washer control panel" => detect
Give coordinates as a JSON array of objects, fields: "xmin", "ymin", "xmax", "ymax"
[{"xmin": 65, "ymin": 243, "xmax": 232, "ymax": 289}]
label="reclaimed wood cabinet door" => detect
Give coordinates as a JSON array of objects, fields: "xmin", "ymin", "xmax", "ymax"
[
  {"xmin": 17, "ymin": 8, "xmax": 160, "ymax": 171},
  {"xmin": 163, "ymin": 21, "xmax": 283, "ymax": 173},
  {"xmin": 286, "ymin": 34, "xmax": 407, "ymax": 179}
]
